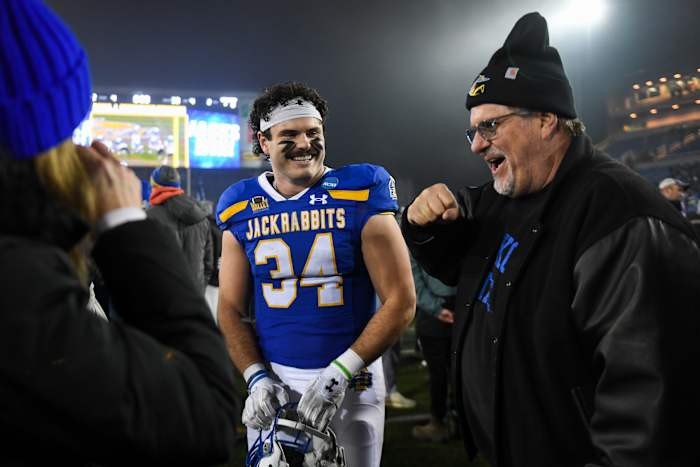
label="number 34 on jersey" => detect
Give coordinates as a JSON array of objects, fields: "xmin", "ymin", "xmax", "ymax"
[{"xmin": 255, "ymin": 232, "xmax": 343, "ymax": 308}]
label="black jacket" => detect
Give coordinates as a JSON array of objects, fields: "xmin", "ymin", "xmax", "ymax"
[
  {"xmin": 207, "ymin": 215, "xmax": 223, "ymax": 287},
  {"xmin": 147, "ymin": 194, "xmax": 213, "ymax": 293},
  {"xmin": 402, "ymin": 135, "xmax": 700, "ymax": 467},
  {"xmin": 0, "ymin": 219, "xmax": 237, "ymax": 466}
]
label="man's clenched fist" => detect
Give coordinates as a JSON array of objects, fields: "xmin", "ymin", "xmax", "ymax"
[{"xmin": 406, "ymin": 183, "xmax": 462, "ymax": 226}]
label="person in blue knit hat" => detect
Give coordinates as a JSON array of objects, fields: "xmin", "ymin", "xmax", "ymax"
[{"xmin": 0, "ymin": 1, "xmax": 238, "ymax": 464}]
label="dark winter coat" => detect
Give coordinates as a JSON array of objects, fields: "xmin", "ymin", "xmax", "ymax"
[
  {"xmin": 0, "ymin": 217, "xmax": 237, "ymax": 466},
  {"xmin": 148, "ymin": 194, "xmax": 213, "ymax": 293}
]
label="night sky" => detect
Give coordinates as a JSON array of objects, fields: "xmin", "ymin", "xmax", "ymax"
[{"xmin": 47, "ymin": 0, "xmax": 700, "ymax": 200}]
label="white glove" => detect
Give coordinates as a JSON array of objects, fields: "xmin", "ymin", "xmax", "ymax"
[
  {"xmin": 297, "ymin": 363, "xmax": 349, "ymax": 431},
  {"xmin": 241, "ymin": 366, "xmax": 289, "ymax": 430},
  {"xmin": 297, "ymin": 349, "xmax": 364, "ymax": 430}
]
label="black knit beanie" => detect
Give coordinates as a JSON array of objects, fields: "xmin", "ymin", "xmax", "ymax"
[{"xmin": 465, "ymin": 12, "xmax": 577, "ymax": 118}]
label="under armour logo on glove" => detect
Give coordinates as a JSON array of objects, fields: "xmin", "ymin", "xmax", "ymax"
[
  {"xmin": 298, "ymin": 364, "xmax": 350, "ymax": 431},
  {"xmin": 325, "ymin": 378, "xmax": 339, "ymax": 393}
]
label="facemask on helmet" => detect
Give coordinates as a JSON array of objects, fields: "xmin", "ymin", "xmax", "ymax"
[{"xmin": 246, "ymin": 403, "xmax": 346, "ymax": 467}]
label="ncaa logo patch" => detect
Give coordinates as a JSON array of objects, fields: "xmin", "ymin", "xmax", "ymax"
[
  {"xmin": 250, "ymin": 196, "xmax": 269, "ymax": 212},
  {"xmin": 309, "ymin": 194, "xmax": 329, "ymax": 205},
  {"xmin": 322, "ymin": 177, "xmax": 339, "ymax": 189}
]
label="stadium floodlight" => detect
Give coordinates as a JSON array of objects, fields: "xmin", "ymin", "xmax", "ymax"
[
  {"xmin": 92, "ymin": 93, "xmax": 97, "ymax": 102},
  {"xmin": 206, "ymin": 98, "xmax": 213, "ymax": 107},
  {"xmin": 109, "ymin": 94, "xmax": 118, "ymax": 103},
  {"xmin": 188, "ymin": 97, "xmax": 196, "ymax": 105},
  {"xmin": 550, "ymin": 0, "xmax": 606, "ymax": 31},
  {"xmin": 171, "ymin": 96, "xmax": 182, "ymax": 105}
]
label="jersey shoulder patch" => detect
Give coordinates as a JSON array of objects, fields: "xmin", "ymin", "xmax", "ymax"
[
  {"xmin": 321, "ymin": 164, "xmax": 399, "ymax": 217},
  {"xmin": 324, "ymin": 164, "xmax": 397, "ymax": 205},
  {"xmin": 216, "ymin": 176, "xmax": 268, "ymax": 230}
]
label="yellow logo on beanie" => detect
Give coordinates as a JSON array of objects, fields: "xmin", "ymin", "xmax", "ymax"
[
  {"xmin": 469, "ymin": 83, "xmax": 486, "ymax": 96},
  {"xmin": 468, "ymin": 74, "xmax": 490, "ymax": 97}
]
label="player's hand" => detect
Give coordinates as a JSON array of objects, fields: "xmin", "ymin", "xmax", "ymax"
[
  {"xmin": 436, "ymin": 308, "xmax": 455, "ymax": 324},
  {"xmin": 241, "ymin": 375, "xmax": 289, "ymax": 430},
  {"xmin": 297, "ymin": 364, "xmax": 349, "ymax": 431},
  {"xmin": 406, "ymin": 183, "xmax": 462, "ymax": 226},
  {"xmin": 76, "ymin": 141, "xmax": 141, "ymax": 217}
]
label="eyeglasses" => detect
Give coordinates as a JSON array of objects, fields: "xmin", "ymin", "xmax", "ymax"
[{"xmin": 465, "ymin": 111, "xmax": 532, "ymax": 145}]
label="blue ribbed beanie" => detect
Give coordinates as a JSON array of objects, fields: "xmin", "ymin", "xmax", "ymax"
[
  {"xmin": 150, "ymin": 166, "xmax": 181, "ymax": 188},
  {"xmin": 0, "ymin": 0, "xmax": 92, "ymax": 160}
]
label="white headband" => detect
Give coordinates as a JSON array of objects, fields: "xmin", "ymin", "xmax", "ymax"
[{"xmin": 260, "ymin": 100, "xmax": 322, "ymax": 132}]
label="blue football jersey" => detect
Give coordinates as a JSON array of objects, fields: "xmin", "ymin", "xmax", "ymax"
[{"xmin": 216, "ymin": 164, "xmax": 398, "ymax": 369}]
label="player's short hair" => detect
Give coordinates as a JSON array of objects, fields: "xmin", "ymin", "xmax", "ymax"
[{"xmin": 249, "ymin": 82, "xmax": 329, "ymax": 156}]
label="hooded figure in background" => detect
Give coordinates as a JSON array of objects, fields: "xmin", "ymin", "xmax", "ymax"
[
  {"xmin": 0, "ymin": 0, "xmax": 237, "ymax": 464},
  {"xmin": 147, "ymin": 165, "xmax": 213, "ymax": 294}
]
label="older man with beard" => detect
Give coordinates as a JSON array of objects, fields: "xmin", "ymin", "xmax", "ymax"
[{"xmin": 402, "ymin": 12, "xmax": 700, "ymax": 467}]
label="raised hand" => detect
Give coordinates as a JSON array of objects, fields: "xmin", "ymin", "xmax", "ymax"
[
  {"xmin": 76, "ymin": 141, "xmax": 141, "ymax": 217},
  {"xmin": 406, "ymin": 183, "xmax": 462, "ymax": 226}
]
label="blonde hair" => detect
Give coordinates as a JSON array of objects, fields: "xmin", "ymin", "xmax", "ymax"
[{"xmin": 33, "ymin": 139, "xmax": 98, "ymax": 283}]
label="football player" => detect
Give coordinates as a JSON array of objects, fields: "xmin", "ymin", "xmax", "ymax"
[{"xmin": 216, "ymin": 82, "xmax": 415, "ymax": 467}]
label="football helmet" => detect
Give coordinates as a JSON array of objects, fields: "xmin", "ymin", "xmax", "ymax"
[{"xmin": 246, "ymin": 403, "xmax": 346, "ymax": 467}]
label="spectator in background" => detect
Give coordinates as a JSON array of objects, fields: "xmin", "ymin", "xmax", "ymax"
[
  {"xmin": 383, "ymin": 339, "xmax": 417, "ymax": 409},
  {"xmin": 410, "ymin": 255, "xmax": 455, "ymax": 443},
  {"xmin": 201, "ymin": 199, "xmax": 223, "ymax": 323},
  {"xmin": 658, "ymin": 177, "xmax": 689, "ymax": 216},
  {"xmin": 147, "ymin": 166, "xmax": 213, "ymax": 294},
  {"xmin": 0, "ymin": 0, "xmax": 237, "ymax": 464}
]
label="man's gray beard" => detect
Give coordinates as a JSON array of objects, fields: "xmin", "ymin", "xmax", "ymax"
[{"xmin": 493, "ymin": 168, "xmax": 515, "ymax": 197}]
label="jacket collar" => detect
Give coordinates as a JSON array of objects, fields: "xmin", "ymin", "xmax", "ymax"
[{"xmin": 548, "ymin": 134, "xmax": 594, "ymax": 190}]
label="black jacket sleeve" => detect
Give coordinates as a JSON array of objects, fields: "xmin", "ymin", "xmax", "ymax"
[
  {"xmin": 401, "ymin": 203, "xmax": 471, "ymax": 287},
  {"xmin": 572, "ymin": 217, "xmax": 700, "ymax": 467},
  {"xmin": 0, "ymin": 219, "xmax": 237, "ymax": 466}
]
